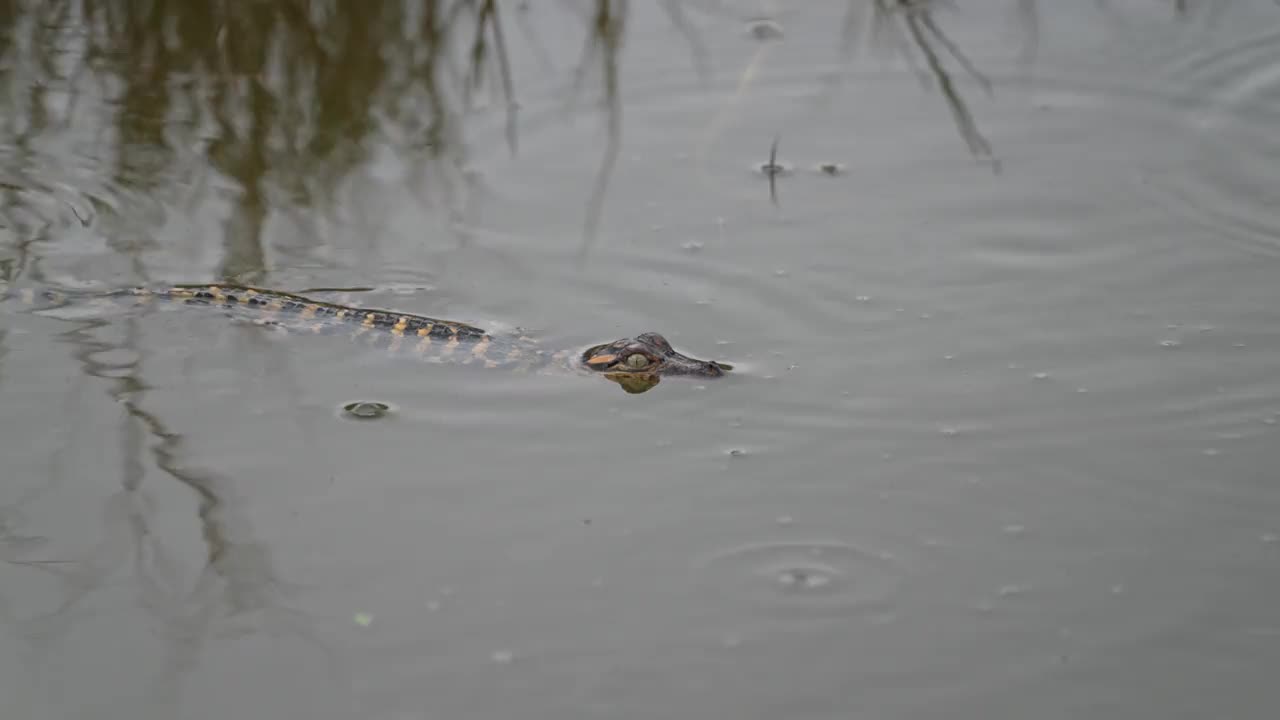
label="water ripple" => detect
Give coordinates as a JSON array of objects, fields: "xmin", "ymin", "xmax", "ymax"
[
  {"xmin": 1140, "ymin": 28, "xmax": 1280, "ymax": 258},
  {"xmin": 695, "ymin": 540, "xmax": 905, "ymax": 619}
]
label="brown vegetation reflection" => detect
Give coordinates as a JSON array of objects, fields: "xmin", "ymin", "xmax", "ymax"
[
  {"xmin": 0, "ymin": 0, "xmax": 534, "ymax": 279},
  {"xmin": 0, "ymin": 0, "xmax": 1247, "ymax": 276}
]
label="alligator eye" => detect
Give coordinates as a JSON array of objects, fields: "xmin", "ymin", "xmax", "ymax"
[{"xmin": 625, "ymin": 353, "xmax": 650, "ymax": 369}]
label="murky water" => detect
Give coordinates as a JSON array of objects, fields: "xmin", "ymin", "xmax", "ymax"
[{"xmin": 3, "ymin": 2, "xmax": 1279, "ymax": 719}]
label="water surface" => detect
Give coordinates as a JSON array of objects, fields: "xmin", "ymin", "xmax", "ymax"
[{"xmin": 2, "ymin": 2, "xmax": 1279, "ymax": 719}]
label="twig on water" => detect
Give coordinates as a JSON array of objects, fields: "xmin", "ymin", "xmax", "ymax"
[{"xmin": 765, "ymin": 134, "xmax": 782, "ymax": 206}]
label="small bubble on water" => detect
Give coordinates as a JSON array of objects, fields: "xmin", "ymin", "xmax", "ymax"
[
  {"xmin": 775, "ymin": 515, "xmax": 794, "ymax": 526},
  {"xmin": 777, "ymin": 568, "xmax": 833, "ymax": 590},
  {"xmin": 940, "ymin": 426, "xmax": 960, "ymax": 436},
  {"xmin": 426, "ymin": 601, "xmax": 441, "ymax": 612},
  {"xmin": 720, "ymin": 633, "xmax": 743, "ymax": 649},
  {"xmin": 1159, "ymin": 340, "xmax": 1181, "ymax": 348},
  {"xmin": 1202, "ymin": 448, "xmax": 1221, "ymax": 456},
  {"xmin": 1233, "ymin": 343, "xmax": 1247, "ymax": 348},
  {"xmin": 1003, "ymin": 524, "xmax": 1026, "ymax": 537},
  {"xmin": 919, "ymin": 313, "xmax": 932, "ymax": 320},
  {"xmin": 773, "ymin": 268, "xmax": 789, "ymax": 277},
  {"xmin": 1032, "ymin": 372, "xmax": 1051, "ymax": 381},
  {"xmin": 491, "ymin": 650, "xmax": 515, "ymax": 665},
  {"xmin": 1111, "ymin": 584, "xmax": 1125, "ymax": 594},
  {"xmin": 342, "ymin": 401, "xmax": 391, "ymax": 420},
  {"xmin": 681, "ymin": 240, "xmax": 704, "ymax": 252},
  {"xmin": 746, "ymin": 18, "xmax": 785, "ymax": 41},
  {"xmin": 998, "ymin": 584, "xmax": 1026, "ymax": 597},
  {"xmin": 1261, "ymin": 533, "xmax": 1278, "ymax": 544},
  {"xmin": 1077, "ymin": 387, "xmax": 1089, "ymax": 393},
  {"xmin": 943, "ymin": 355, "xmax": 955, "ymax": 360},
  {"xmin": 1263, "ymin": 418, "xmax": 1277, "ymax": 425},
  {"xmin": 855, "ymin": 295, "xmax": 872, "ymax": 302}
]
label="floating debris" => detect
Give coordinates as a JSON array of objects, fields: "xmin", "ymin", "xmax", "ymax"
[
  {"xmin": 342, "ymin": 401, "xmax": 391, "ymax": 420},
  {"xmin": 745, "ymin": 18, "xmax": 784, "ymax": 41}
]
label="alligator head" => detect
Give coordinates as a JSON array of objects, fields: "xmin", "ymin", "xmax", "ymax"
[{"xmin": 581, "ymin": 332, "xmax": 732, "ymax": 394}]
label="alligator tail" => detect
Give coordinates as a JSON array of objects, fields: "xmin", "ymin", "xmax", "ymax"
[{"xmin": 0, "ymin": 285, "xmax": 114, "ymax": 312}]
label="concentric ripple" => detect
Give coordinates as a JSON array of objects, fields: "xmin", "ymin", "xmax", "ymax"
[
  {"xmin": 695, "ymin": 540, "xmax": 905, "ymax": 618},
  {"xmin": 1140, "ymin": 27, "xmax": 1280, "ymax": 258}
]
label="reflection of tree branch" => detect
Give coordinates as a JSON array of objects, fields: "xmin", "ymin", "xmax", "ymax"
[
  {"xmin": 468, "ymin": 0, "xmax": 518, "ymax": 154},
  {"xmin": 901, "ymin": 6, "xmax": 992, "ymax": 159},
  {"xmin": 918, "ymin": 9, "xmax": 992, "ymax": 96},
  {"xmin": 15, "ymin": 308, "xmax": 330, "ymax": 712},
  {"xmin": 577, "ymin": 0, "xmax": 627, "ymax": 261},
  {"xmin": 659, "ymin": 0, "xmax": 711, "ymax": 85},
  {"xmin": 1016, "ymin": 0, "xmax": 1039, "ymax": 65},
  {"xmin": 866, "ymin": 1, "xmax": 992, "ymax": 161}
]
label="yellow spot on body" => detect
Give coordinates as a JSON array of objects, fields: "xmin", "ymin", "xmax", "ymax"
[
  {"xmin": 298, "ymin": 304, "xmax": 318, "ymax": 320},
  {"xmin": 241, "ymin": 289, "xmax": 258, "ymax": 303},
  {"xmin": 209, "ymin": 287, "xmax": 226, "ymax": 303},
  {"xmin": 417, "ymin": 324, "xmax": 435, "ymax": 337},
  {"xmin": 334, "ymin": 309, "xmax": 347, "ymax": 320},
  {"xmin": 586, "ymin": 353, "xmax": 616, "ymax": 366},
  {"xmin": 392, "ymin": 316, "xmax": 409, "ymax": 334},
  {"xmin": 441, "ymin": 337, "xmax": 459, "ymax": 358},
  {"xmin": 265, "ymin": 300, "xmax": 285, "ymax": 312},
  {"xmin": 363, "ymin": 312, "xmax": 377, "ymax": 327}
]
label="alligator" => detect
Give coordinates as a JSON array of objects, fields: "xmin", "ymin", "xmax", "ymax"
[{"xmin": 5, "ymin": 284, "xmax": 731, "ymax": 393}]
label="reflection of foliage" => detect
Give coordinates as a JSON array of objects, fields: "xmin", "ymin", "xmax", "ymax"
[
  {"xmin": 0, "ymin": 0, "xmax": 1247, "ymax": 270},
  {"xmin": 575, "ymin": 0, "xmax": 627, "ymax": 255},
  {"xmin": 0, "ymin": 0, "xmax": 530, "ymax": 278},
  {"xmin": 839, "ymin": 0, "xmax": 1239, "ymax": 162},
  {"xmin": 842, "ymin": 1, "xmax": 995, "ymax": 161},
  {"xmin": 0, "ymin": 0, "xmax": 521, "ymax": 188}
]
